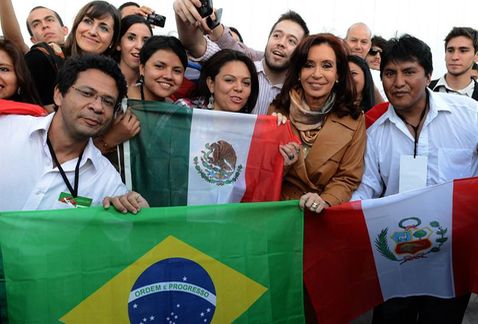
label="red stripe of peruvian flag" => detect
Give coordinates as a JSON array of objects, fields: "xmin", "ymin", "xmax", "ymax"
[
  {"xmin": 304, "ymin": 177, "xmax": 478, "ymax": 323},
  {"xmin": 241, "ymin": 116, "xmax": 299, "ymax": 202}
]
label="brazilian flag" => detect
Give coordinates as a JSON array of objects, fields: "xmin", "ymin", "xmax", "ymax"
[{"xmin": 0, "ymin": 201, "xmax": 304, "ymax": 323}]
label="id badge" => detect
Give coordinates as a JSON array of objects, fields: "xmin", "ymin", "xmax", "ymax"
[
  {"xmin": 399, "ymin": 155, "xmax": 428, "ymax": 193},
  {"xmin": 58, "ymin": 192, "xmax": 93, "ymax": 208}
]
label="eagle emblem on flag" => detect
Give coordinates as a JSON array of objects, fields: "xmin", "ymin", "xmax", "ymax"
[
  {"xmin": 193, "ymin": 140, "xmax": 243, "ymax": 186},
  {"xmin": 375, "ymin": 217, "xmax": 448, "ymax": 264}
]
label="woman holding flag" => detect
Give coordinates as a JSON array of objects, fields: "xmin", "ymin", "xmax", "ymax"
[{"xmin": 269, "ymin": 33, "xmax": 366, "ymax": 213}]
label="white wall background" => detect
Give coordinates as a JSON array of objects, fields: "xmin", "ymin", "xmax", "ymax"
[{"xmin": 3, "ymin": 0, "xmax": 478, "ymax": 78}]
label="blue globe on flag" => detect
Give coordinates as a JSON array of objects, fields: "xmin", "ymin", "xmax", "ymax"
[{"xmin": 128, "ymin": 258, "xmax": 216, "ymax": 323}]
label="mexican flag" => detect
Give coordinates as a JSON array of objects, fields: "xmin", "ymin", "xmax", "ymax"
[
  {"xmin": 304, "ymin": 177, "xmax": 478, "ymax": 323},
  {"xmin": 126, "ymin": 100, "xmax": 298, "ymax": 207},
  {"xmin": 0, "ymin": 201, "xmax": 304, "ymax": 323}
]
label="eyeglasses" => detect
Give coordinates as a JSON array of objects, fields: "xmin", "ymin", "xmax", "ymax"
[
  {"xmin": 71, "ymin": 86, "xmax": 118, "ymax": 110},
  {"xmin": 368, "ymin": 49, "xmax": 382, "ymax": 56}
]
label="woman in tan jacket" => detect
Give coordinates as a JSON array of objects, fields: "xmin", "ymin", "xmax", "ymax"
[{"xmin": 269, "ymin": 33, "xmax": 366, "ymax": 213}]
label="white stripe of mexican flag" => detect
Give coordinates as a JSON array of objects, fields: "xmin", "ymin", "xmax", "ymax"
[{"xmin": 187, "ymin": 109, "xmax": 256, "ymax": 205}]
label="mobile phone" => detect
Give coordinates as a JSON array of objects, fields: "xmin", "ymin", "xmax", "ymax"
[
  {"xmin": 198, "ymin": 0, "xmax": 213, "ymax": 18},
  {"xmin": 206, "ymin": 8, "xmax": 222, "ymax": 29}
]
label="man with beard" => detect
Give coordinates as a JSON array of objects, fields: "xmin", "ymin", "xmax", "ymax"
[
  {"xmin": 429, "ymin": 27, "xmax": 478, "ymax": 101},
  {"xmin": 173, "ymin": 0, "xmax": 309, "ymax": 115}
]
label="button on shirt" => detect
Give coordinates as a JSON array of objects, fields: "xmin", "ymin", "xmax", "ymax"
[
  {"xmin": 352, "ymin": 90, "xmax": 478, "ymax": 200},
  {"xmin": 0, "ymin": 114, "xmax": 128, "ymax": 211}
]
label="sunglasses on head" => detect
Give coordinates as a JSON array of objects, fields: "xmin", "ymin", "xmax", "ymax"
[{"xmin": 369, "ymin": 49, "xmax": 382, "ymax": 56}]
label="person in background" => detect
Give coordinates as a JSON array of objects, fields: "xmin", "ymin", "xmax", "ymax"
[
  {"xmin": 174, "ymin": 2, "xmax": 309, "ymax": 115},
  {"xmin": 176, "ymin": 49, "xmax": 259, "ymax": 113},
  {"xmin": 118, "ymin": 2, "xmax": 154, "ymax": 18},
  {"xmin": 128, "ymin": 35, "xmax": 188, "ymax": 102},
  {"xmin": 366, "ymin": 35, "xmax": 387, "ymax": 71},
  {"xmin": 348, "ymin": 55, "xmax": 376, "ymax": 112},
  {"xmin": 0, "ymin": 0, "xmax": 68, "ymax": 54},
  {"xmin": 269, "ymin": 33, "xmax": 366, "ymax": 213},
  {"xmin": 352, "ymin": 34, "xmax": 477, "ymax": 324},
  {"xmin": 429, "ymin": 27, "xmax": 478, "ymax": 101},
  {"xmin": 471, "ymin": 61, "xmax": 478, "ymax": 80},
  {"xmin": 0, "ymin": 39, "xmax": 41, "ymax": 105},
  {"xmin": 64, "ymin": 1, "xmax": 121, "ymax": 58},
  {"xmin": 94, "ymin": 15, "xmax": 152, "ymax": 160},
  {"xmin": 345, "ymin": 22, "xmax": 384, "ymax": 104},
  {"xmin": 229, "ymin": 27, "xmax": 244, "ymax": 43}
]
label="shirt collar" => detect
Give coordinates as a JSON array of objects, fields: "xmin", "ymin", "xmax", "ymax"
[
  {"xmin": 255, "ymin": 60, "xmax": 283, "ymax": 89},
  {"xmin": 379, "ymin": 89, "xmax": 451, "ymax": 126},
  {"xmin": 434, "ymin": 75, "xmax": 475, "ymax": 97},
  {"xmin": 30, "ymin": 113, "xmax": 100, "ymax": 170}
]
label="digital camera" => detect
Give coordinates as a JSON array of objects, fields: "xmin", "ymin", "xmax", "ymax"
[
  {"xmin": 147, "ymin": 13, "xmax": 166, "ymax": 28},
  {"xmin": 198, "ymin": 0, "xmax": 213, "ymax": 18}
]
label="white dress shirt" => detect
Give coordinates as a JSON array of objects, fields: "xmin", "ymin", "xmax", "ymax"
[
  {"xmin": 352, "ymin": 90, "xmax": 478, "ymax": 200},
  {"xmin": 0, "ymin": 114, "xmax": 128, "ymax": 211}
]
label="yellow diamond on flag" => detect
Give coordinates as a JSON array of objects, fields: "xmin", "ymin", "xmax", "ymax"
[{"xmin": 60, "ymin": 236, "xmax": 267, "ymax": 323}]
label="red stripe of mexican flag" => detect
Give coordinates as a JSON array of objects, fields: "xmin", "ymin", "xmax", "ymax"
[{"xmin": 304, "ymin": 177, "xmax": 478, "ymax": 323}]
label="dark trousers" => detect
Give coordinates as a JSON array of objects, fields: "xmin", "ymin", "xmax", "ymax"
[{"xmin": 372, "ymin": 294, "xmax": 471, "ymax": 324}]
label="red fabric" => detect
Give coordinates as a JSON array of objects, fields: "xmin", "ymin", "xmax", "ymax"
[
  {"xmin": 174, "ymin": 78, "xmax": 197, "ymax": 99},
  {"xmin": 0, "ymin": 99, "xmax": 47, "ymax": 116},
  {"xmin": 365, "ymin": 102, "xmax": 389, "ymax": 129},
  {"xmin": 241, "ymin": 116, "xmax": 300, "ymax": 202},
  {"xmin": 303, "ymin": 201, "xmax": 383, "ymax": 324},
  {"xmin": 451, "ymin": 177, "xmax": 478, "ymax": 296}
]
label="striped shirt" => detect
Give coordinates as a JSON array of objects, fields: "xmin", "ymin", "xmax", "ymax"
[{"xmin": 252, "ymin": 60, "xmax": 283, "ymax": 115}]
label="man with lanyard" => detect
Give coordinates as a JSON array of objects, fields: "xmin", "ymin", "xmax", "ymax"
[
  {"xmin": 0, "ymin": 54, "xmax": 148, "ymax": 213},
  {"xmin": 352, "ymin": 34, "xmax": 478, "ymax": 323},
  {"xmin": 429, "ymin": 27, "xmax": 478, "ymax": 101},
  {"xmin": 173, "ymin": 0, "xmax": 309, "ymax": 115}
]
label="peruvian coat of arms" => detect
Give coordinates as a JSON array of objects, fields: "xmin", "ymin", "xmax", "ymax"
[
  {"xmin": 375, "ymin": 217, "xmax": 448, "ymax": 264},
  {"xmin": 193, "ymin": 140, "xmax": 243, "ymax": 186}
]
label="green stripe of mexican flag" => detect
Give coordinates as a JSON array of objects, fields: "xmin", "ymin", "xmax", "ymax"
[{"xmin": 126, "ymin": 100, "xmax": 298, "ymax": 207}]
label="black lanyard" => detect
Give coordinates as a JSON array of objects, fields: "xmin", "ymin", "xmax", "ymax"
[
  {"xmin": 396, "ymin": 105, "xmax": 428, "ymax": 158},
  {"xmin": 46, "ymin": 136, "xmax": 84, "ymax": 198}
]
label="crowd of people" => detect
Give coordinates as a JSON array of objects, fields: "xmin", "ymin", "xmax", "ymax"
[{"xmin": 0, "ymin": 0, "xmax": 477, "ymax": 322}]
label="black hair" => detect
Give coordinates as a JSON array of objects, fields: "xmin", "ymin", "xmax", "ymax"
[
  {"xmin": 118, "ymin": 2, "xmax": 140, "ymax": 11},
  {"xmin": 273, "ymin": 33, "xmax": 360, "ymax": 119},
  {"xmin": 56, "ymin": 54, "xmax": 127, "ymax": 111},
  {"xmin": 229, "ymin": 27, "xmax": 244, "ymax": 43},
  {"xmin": 268, "ymin": 10, "xmax": 309, "ymax": 38},
  {"xmin": 194, "ymin": 49, "xmax": 259, "ymax": 114},
  {"xmin": 444, "ymin": 27, "xmax": 478, "ymax": 53},
  {"xmin": 139, "ymin": 35, "xmax": 188, "ymax": 70},
  {"xmin": 370, "ymin": 35, "xmax": 388, "ymax": 51},
  {"xmin": 380, "ymin": 34, "xmax": 433, "ymax": 78},
  {"xmin": 112, "ymin": 15, "xmax": 152, "ymax": 62},
  {"xmin": 348, "ymin": 55, "xmax": 376, "ymax": 112},
  {"xmin": 0, "ymin": 39, "xmax": 41, "ymax": 104},
  {"xmin": 64, "ymin": 1, "xmax": 121, "ymax": 57},
  {"xmin": 26, "ymin": 6, "xmax": 65, "ymax": 37}
]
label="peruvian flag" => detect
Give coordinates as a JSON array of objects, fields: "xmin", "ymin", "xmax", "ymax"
[
  {"xmin": 304, "ymin": 177, "xmax": 478, "ymax": 323},
  {"xmin": 0, "ymin": 99, "xmax": 47, "ymax": 116}
]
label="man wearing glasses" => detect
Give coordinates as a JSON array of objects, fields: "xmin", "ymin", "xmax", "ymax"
[{"xmin": 0, "ymin": 54, "xmax": 148, "ymax": 213}]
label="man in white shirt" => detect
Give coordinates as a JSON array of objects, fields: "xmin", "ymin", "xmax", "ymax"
[
  {"xmin": 353, "ymin": 34, "xmax": 477, "ymax": 324},
  {"xmin": 173, "ymin": 0, "xmax": 309, "ymax": 115},
  {"xmin": 0, "ymin": 55, "xmax": 148, "ymax": 213},
  {"xmin": 429, "ymin": 27, "xmax": 478, "ymax": 101}
]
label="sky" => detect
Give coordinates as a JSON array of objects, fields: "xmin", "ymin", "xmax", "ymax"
[{"xmin": 4, "ymin": 0, "xmax": 478, "ymax": 78}]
